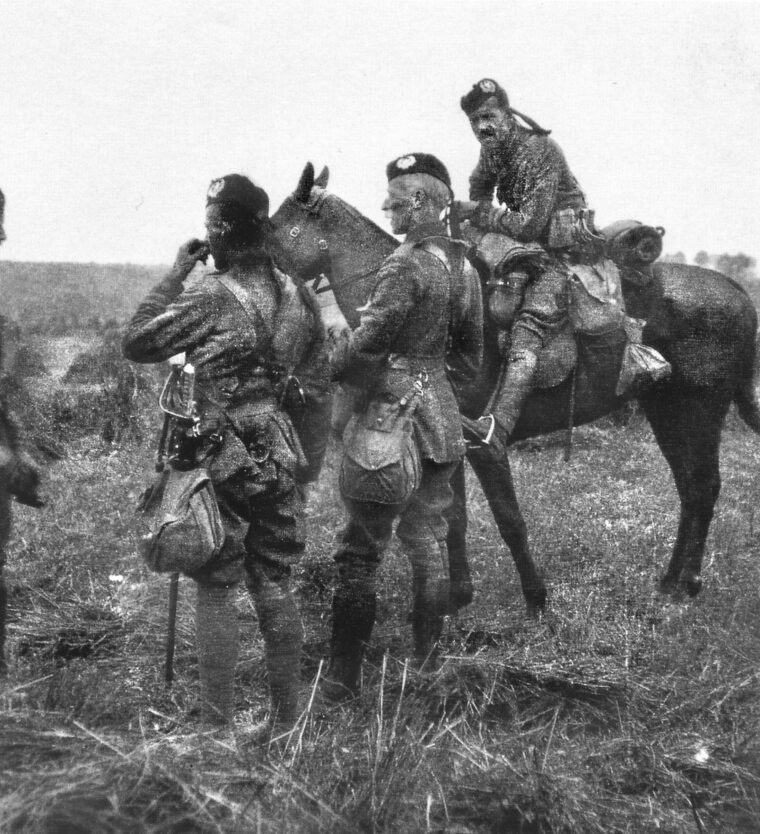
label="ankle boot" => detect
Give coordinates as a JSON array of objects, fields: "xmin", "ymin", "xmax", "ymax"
[
  {"xmin": 195, "ymin": 583, "xmax": 239, "ymax": 725},
  {"xmin": 250, "ymin": 571, "xmax": 303, "ymax": 729}
]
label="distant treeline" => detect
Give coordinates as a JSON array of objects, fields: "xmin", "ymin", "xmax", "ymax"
[
  {"xmin": 3, "ymin": 253, "xmax": 760, "ymax": 339},
  {"xmin": 0, "ymin": 261, "xmax": 168, "ymax": 335}
]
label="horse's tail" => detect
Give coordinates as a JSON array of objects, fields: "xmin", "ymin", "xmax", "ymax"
[{"xmin": 734, "ymin": 330, "xmax": 760, "ymax": 435}]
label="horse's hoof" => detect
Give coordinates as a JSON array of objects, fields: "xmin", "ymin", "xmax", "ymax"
[
  {"xmin": 449, "ymin": 581, "xmax": 474, "ymax": 612},
  {"xmin": 525, "ymin": 587, "xmax": 547, "ymax": 618},
  {"xmin": 657, "ymin": 574, "xmax": 680, "ymax": 596},
  {"xmin": 683, "ymin": 573, "xmax": 703, "ymax": 597}
]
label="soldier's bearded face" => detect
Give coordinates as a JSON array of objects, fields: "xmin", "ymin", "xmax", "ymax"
[
  {"xmin": 468, "ymin": 98, "xmax": 512, "ymax": 147},
  {"xmin": 381, "ymin": 181, "xmax": 415, "ymax": 235}
]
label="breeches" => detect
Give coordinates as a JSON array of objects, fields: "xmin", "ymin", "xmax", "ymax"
[
  {"xmin": 190, "ymin": 465, "xmax": 305, "ymax": 586},
  {"xmin": 335, "ymin": 459, "xmax": 458, "ymax": 571},
  {"xmin": 511, "ymin": 259, "xmax": 569, "ymax": 356}
]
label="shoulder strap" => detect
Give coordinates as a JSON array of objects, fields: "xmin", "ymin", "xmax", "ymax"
[{"xmin": 215, "ymin": 273, "xmax": 273, "ymax": 346}]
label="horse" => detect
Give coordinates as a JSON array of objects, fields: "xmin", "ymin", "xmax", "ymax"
[{"xmin": 269, "ymin": 162, "xmax": 760, "ymax": 612}]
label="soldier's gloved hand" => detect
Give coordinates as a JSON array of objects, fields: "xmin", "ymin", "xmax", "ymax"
[
  {"xmin": 453, "ymin": 200, "xmax": 479, "ymax": 221},
  {"xmin": 173, "ymin": 239, "xmax": 211, "ymax": 279},
  {"xmin": 473, "ymin": 201, "xmax": 498, "ymax": 230}
]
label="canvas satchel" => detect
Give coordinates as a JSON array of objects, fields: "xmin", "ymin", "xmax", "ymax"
[
  {"xmin": 339, "ymin": 395, "xmax": 421, "ymax": 506},
  {"xmin": 138, "ymin": 466, "xmax": 225, "ymax": 574}
]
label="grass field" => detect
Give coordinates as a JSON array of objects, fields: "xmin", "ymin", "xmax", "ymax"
[{"xmin": 1, "ymin": 270, "xmax": 760, "ymax": 832}]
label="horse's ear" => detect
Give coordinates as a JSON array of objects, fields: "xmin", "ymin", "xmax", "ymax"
[
  {"xmin": 295, "ymin": 162, "xmax": 315, "ymax": 203},
  {"xmin": 314, "ymin": 166, "xmax": 330, "ymax": 188}
]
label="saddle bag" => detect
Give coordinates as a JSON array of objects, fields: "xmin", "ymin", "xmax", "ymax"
[
  {"xmin": 137, "ymin": 466, "xmax": 225, "ymax": 574},
  {"xmin": 339, "ymin": 396, "xmax": 421, "ymax": 506},
  {"xmin": 568, "ymin": 269, "xmax": 626, "ymax": 337},
  {"xmin": 615, "ymin": 317, "xmax": 672, "ymax": 397},
  {"xmin": 602, "ymin": 220, "xmax": 665, "ymax": 285}
]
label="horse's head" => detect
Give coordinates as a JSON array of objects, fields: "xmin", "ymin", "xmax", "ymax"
[
  {"xmin": 269, "ymin": 163, "xmax": 398, "ymax": 326},
  {"xmin": 269, "ymin": 162, "xmax": 334, "ymax": 283}
]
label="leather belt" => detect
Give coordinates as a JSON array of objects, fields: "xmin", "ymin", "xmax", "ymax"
[{"xmin": 387, "ymin": 354, "xmax": 446, "ymax": 374}]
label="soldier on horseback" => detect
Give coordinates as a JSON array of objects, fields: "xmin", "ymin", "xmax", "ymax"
[
  {"xmin": 455, "ymin": 78, "xmax": 601, "ymax": 451},
  {"xmin": 456, "ymin": 78, "xmax": 671, "ymax": 453}
]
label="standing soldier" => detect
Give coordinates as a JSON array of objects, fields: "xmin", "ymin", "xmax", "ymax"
[
  {"xmin": 0, "ymin": 187, "xmax": 44, "ymax": 672},
  {"xmin": 123, "ymin": 175, "xmax": 331, "ymax": 733},
  {"xmin": 455, "ymin": 78, "xmax": 591, "ymax": 451},
  {"xmin": 324, "ymin": 154, "xmax": 483, "ymax": 700}
]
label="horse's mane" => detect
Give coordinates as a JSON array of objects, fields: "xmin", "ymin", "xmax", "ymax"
[{"xmin": 319, "ymin": 190, "xmax": 397, "ymax": 246}]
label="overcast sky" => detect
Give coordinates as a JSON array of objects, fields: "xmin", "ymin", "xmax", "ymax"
[{"xmin": 1, "ymin": 1, "xmax": 758, "ymax": 264}]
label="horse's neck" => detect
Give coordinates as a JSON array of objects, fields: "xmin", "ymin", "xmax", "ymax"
[
  {"xmin": 326, "ymin": 221, "xmax": 397, "ymax": 329},
  {"xmin": 330, "ymin": 222, "xmax": 396, "ymax": 280}
]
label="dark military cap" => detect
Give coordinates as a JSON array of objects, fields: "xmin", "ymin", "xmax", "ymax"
[
  {"xmin": 206, "ymin": 174, "xmax": 269, "ymax": 222},
  {"xmin": 386, "ymin": 153, "xmax": 452, "ymax": 192},
  {"xmin": 460, "ymin": 78, "xmax": 510, "ymax": 114}
]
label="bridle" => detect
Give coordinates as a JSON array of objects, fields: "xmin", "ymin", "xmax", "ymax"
[{"xmin": 281, "ymin": 189, "xmax": 385, "ymax": 296}]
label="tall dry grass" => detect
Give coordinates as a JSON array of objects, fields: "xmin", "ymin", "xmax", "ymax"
[{"xmin": 1, "ymin": 269, "xmax": 759, "ymax": 831}]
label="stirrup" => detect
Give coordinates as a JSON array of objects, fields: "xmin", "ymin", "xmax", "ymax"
[
  {"xmin": 478, "ymin": 414, "xmax": 496, "ymax": 445},
  {"xmin": 463, "ymin": 414, "xmax": 496, "ymax": 450}
]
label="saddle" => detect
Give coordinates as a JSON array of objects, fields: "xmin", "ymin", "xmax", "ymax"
[{"xmin": 465, "ymin": 222, "xmax": 668, "ymax": 393}]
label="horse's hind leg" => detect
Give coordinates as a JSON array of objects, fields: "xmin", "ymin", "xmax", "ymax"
[
  {"xmin": 642, "ymin": 388, "xmax": 729, "ymax": 597},
  {"xmin": 465, "ymin": 446, "xmax": 547, "ymax": 615}
]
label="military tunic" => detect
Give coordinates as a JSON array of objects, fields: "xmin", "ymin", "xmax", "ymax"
[
  {"xmin": 332, "ymin": 222, "xmax": 483, "ymax": 463},
  {"xmin": 123, "ymin": 253, "xmax": 331, "ymax": 584},
  {"xmin": 331, "ymin": 221, "xmax": 483, "ymax": 569},
  {"xmin": 469, "ymin": 123, "xmax": 586, "ymax": 354},
  {"xmin": 469, "ymin": 123, "xmax": 586, "ymax": 245}
]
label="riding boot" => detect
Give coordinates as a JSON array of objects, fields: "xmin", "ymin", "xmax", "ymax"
[
  {"xmin": 483, "ymin": 350, "xmax": 539, "ymax": 448},
  {"xmin": 323, "ymin": 561, "xmax": 376, "ymax": 702},
  {"xmin": 195, "ymin": 583, "xmax": 239, "ymax": 725},
  {"xmin": 406, "ymin": 539, "xmax": 450, "ymax": 669},
  {"xmin": 249, "ymin": 568, "xmax": 304, "ymax": 730}
]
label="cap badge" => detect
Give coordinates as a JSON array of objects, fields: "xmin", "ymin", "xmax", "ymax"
[
  {"xmin": 479, "ymin": 79, "xmax": 497, "ymax": 93},
  {"xmin": 396, "ymin": 155, "xmax": 416, "ymax": 170},
  {"xmin": 207, "ymin": 178, "xmax": 225, "ymax": 198}
]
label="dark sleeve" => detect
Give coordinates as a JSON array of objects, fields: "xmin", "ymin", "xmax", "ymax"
[
  {"xmin": 122, "ymin": 272, "xmax": 218, "ymax": 364},
  {"xmin": 496, "ymin": 142, "xmax": 561, "ymax": 241},
  {"xmin": 291, "ymin": 298, "xmax": 333, "ymax": 483},
  {"xmin": 468, "ymin": 151, "xmax": 497, "ymax": 202},
  {"xmin": 330, "ymin": 254, "xmax": 419, "ymax": 385}
]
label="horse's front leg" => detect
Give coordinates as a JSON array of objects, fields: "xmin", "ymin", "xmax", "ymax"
[
  {"xmin": 446, "ymin": 460, "xmax": 474, "ymax": 611},
  {"xmin": 465, "ymin": 445, "xmax": 547, "ymax": 615}
]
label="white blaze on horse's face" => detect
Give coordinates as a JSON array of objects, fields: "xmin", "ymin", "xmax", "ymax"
[
  {"xmin": 468, "ymin": 97, "xmax": 512, "ymax": 147},
  {"xmin": 382, "ymin": 180, "xmax": 416, "ymax": 236}
]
